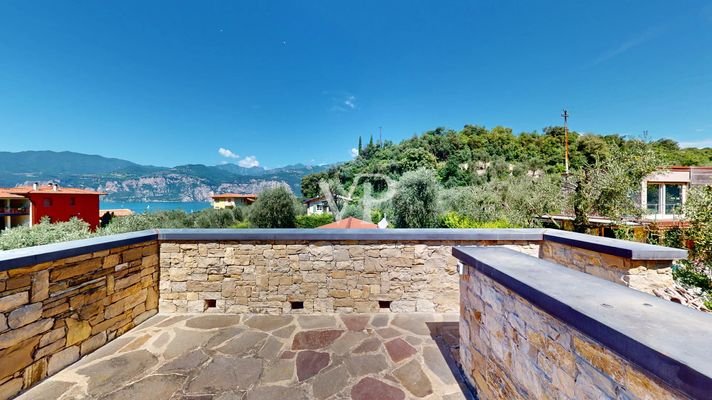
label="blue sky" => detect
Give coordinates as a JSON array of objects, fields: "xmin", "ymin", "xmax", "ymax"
[{"xmin": 1, "ymin": 1, "xmax": 711, "ymax": 168}]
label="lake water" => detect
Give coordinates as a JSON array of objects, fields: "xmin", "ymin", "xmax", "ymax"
[{"xmin": 100, "ymin": 201, "xmax": 212, "ymax": 214}]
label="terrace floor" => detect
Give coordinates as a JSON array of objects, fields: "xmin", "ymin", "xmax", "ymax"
[{"xmin": 19, "ymin": 313, "xmax": 473, "ymax": 400}]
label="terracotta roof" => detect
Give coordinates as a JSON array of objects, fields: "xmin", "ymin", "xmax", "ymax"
[
  {"xmin": 5, "ymin": 185, "xmax": 106, "ymax": 195},
  {"xmin": 318, "ymin": 217, "xmax": 378, "ymax": 229},
  {"xmin": 211, "ymin": 193, "xmax": 257, "ymax": 199},
  {"xmin": 100, "ymin": 209, "xmax": 134, "ymax": 217},
  {"xmin": 0, "ymin": 190, "xmax": 26, "ymax": 199}
]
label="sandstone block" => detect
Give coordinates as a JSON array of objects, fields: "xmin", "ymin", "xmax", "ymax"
[
  {"xmin": 0, "ymin": 291, "xmax": 29, "ymax": 313},
  {"xmin": 0, "ymin": 318, "xmax": 53, "ymax": 349},
  {"xmin": 81, "ymin": 331, "xmax": 107, "ymax": 355},
  {"xmin": 23, "ymin": 358, "xmax": 48, "ymax": 388},
  {"xmin": 66, "ymin": 318, "xmax": 91, "ymax": 346},
  {"xmin": 8, "ymin": 302, "xmax": 43, "ymax": 329},
  {"xmin": 0, "ymin": 335, "xmax": 41, "ymax": 381},
  {"xmin": 47, "ymin": 346, "xmax": 79, "ymax": 375},
  {"xmin": 0, "ymin": 378, "xmax": 23, "ymax": 400},
  {"xmin": 31, "ymin": 270, "xmax": 50, "ymax": 302}
]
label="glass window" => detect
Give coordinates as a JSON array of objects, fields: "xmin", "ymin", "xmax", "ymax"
[
  {"xmin": 665, "ymin": 184, "xmax": 682, "ymax": 214},
  {"xmin": 646, "ymin": 184, "xmax": 660, "ymax": 214}
]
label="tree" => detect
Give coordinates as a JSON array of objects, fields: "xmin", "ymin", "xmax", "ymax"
[
  {"xmin": 301, "ymin": 172, "xmax": 326, "ymax": 199},
  {"xmin": 358, "ymin": 136, "xmax": 362, "ymax": 154},
  {"xmin": 249, "ymin": 186, "xmax": 298, "ymax": 228},
  {"xmin": 391, "ymin": 168, "xmax": 439, "ymax": 228},
  {"xmin": 569, "ymin": 141, "xmax": 659, "ymax": 233},
  {"xmin": 397, "ymin": 147, "xmax": 437, "ymax": 174}
]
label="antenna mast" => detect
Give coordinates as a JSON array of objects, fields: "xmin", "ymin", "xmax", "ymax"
[
  {"xmin": 379, "ymin": 126, "xmax": 382, "ymax": 146},
  {"xmin": 561, "ymin": 109, "xmax": 570, "ymax": 175}
]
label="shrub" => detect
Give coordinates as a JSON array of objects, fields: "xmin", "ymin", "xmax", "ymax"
[
  {"xmin": 0, "ymin": 217, "xmax": 92, "ymax": 250},
  {"xmin": 296, "ymin": 213, "xmax": 334, "ymax": 228},
  {"xmin": 439, "ymin": 212, "xmax": 513, "ymax": 228},
  {"xmin": 391, "ymin": 168, "xmax": 439, "ymax": 228},
  {"xmin": 248, "ymin": 186, "xmax": 298, "ymax": 228}
]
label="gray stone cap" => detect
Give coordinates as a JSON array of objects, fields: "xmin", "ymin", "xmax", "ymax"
[
  {"xmin": 157, "ymin": 228, "xmax": 547, "ymax": 242},
  {"xmin": 0, "ymin": 230, "xmax": 158, "ymax": 272},
  {"xmin": 453, "ymin": 246, "xmax": 712, "ymax": 399},
  {"xmin": 543, "ymin": 229, "xmax": 687, "ymax": 260}
]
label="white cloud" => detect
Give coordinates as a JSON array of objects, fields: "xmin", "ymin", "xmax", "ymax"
[
  {"xmin": 592, "ymin": 26, "xmax": 664, "ymax": 65},
  {"xmin": 680, "ymin": 140, "xmax": 712, "ymax": 149},
  {"xmin": 344, "ymin": 95, "xmax": 356, "ymax": 109},
  {"xmin": 238, "ymin": 155, "xmax": 260, "ymax": 168},
  {"xmin": 218, "ymin": 147, "xmax": 240, "ymax": 159},
  {"xmin": 350, "ymin": 148, "xmax": 359, "ymax": 158}
]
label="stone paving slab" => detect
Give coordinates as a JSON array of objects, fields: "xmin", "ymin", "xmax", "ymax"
[{"xmin": 17, "ymin": 313, "xmax": 472, "ymax": 400}]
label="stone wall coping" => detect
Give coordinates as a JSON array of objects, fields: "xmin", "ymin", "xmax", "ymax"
[
  {"xmin": 156, "ymin": 228, "xmax": 546, "ymax": 242},
  {"xmin": 0, "ymin": 228, "xmax": 688, "ymax": 272},
  {"xmin": 453, "ymin": 246, "xmax": 712, "ymax": 400},
  {"xmin": 0, "ymin": 230, "xmax": 158, "ymax": 271},
  {"xmin": 543, "ymin": 229, "xmax": 688, "ymax": 260}
]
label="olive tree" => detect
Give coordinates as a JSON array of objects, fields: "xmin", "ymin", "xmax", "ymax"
[
  {"xmin": 248, "ymin": 186, "xmax": 298, "ymax": 228},
  {"xmin": 391, "ymin": 168, "xmax": 439, "ymax": 228}
]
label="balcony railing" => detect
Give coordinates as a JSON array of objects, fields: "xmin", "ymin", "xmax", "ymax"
[{"xmin": 0, "ymin": 207, "xmax": 29, "ymax": 215}]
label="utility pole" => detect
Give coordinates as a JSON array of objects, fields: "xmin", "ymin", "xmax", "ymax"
[
  {"xmin": 379, "ymin": 126, "xmax": 382, "ymax": 147},
  {"xmin": 561, "ymin": 109, "xmax": 570, "ymax": 175}
]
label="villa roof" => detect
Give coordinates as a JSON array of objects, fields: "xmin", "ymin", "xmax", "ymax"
[
  {"xmin": 318, "ymin": 217, "xmax": 378, "ymax": 229},
  {"xmin": 100, "ymin": 209, "xmax": 134, "ymax": 217},
  {"xmin": 0, "ymin": 190, "xmax": 26, "ymax": 199},
  {"xmin": 4, "ymin": 185, "xmax": 105, "ymax": 195},
  {"xmin": 211, "ymin": 193, "xmax": 257, "ymax": 199}
]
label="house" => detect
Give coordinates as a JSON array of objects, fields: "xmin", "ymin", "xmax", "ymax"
[
  {"xmin": 318, "ymin": 217, "xmax": 378, "ymax": 229},
  {"xmin": 3, "ymin": 183, "xmax": 105, "ymax": 230},
  {"xmin": 211, "ymin": 193, "xmax": 257, "ymax": 209},
  {"xmin": 304, "ymin": 196, "xmax": 330, "ymax": 215},
  {"xmin": 0, "ymin": 190, "xmax": 31, "ymax": 230},
  {"xmin": 641, "ymin": 166, "xmax": 712, "ymax": 222}
]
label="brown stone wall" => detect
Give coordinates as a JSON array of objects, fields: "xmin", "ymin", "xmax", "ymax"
[
  {"xmin": 0, "ymin": 241, "xmax": 159, "ymax": 399},
  {"xmin": 539, "ymin": 241, "xmax": 674, "ymax": 294},
  {"xmin": 459, "ymin": 266, "xmax": 690, "ymax": 400},
  {"xmin": 159, "ymin": 240, "xmax": 539, "ymax": 314}
]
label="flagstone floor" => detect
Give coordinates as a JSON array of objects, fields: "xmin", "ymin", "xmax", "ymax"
[{"xmin": 18, "ymin": 313, "xmax": 474, "ymax": 400}]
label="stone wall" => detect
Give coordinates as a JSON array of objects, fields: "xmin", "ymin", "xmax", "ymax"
[
  {"xmin": 539, "ymin": 240, "xmax": 674, "ymax": 294},
  {"xmin": 0, "ymin": 241, "xmax": 159, "ymax": 399},
  {"xmin": 159, "ymin": 240, "xmax": 539, "ymax": 314},
  {"xmin": 459, "ymin": 265, "xmax": 689, "ymax": 400}
]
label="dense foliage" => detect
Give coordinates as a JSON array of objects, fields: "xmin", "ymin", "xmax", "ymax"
[
  {"xmin": 248, "ymin": 186, "xmax": 300, "ymax": 228},
  {"xmin": 0, "ymin": 217, "xmax": 92, "ymax": 250},
  {"xmin": 295, "ymin": 213, "xmax": 334, "ymax": 228},
  {"xmin": 302, "ymin": 124, "xmax": 702, "ymax": 229},
  {"xmin": 673, "ymin": 186, "xmax": 712, "ymax": 308},
  {"xmin": 390, "ymin": 169, "xmax": 439, "ymax": 228}
]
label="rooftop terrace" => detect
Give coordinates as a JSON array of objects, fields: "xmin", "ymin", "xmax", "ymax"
[{"xmin": 0, "ymin": 229, "xmax": 709, "ymax": 400}]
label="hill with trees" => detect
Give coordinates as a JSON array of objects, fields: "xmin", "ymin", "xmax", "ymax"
[{"xmin": 301, "ymin": 125, "xmax": 712, "ymax": 230}]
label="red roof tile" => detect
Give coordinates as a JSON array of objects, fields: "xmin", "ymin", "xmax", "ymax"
[{"xmin": 318, "ymin": 217, "xmax": 378, "ymax": 229}]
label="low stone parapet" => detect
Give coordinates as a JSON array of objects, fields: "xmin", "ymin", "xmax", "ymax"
[
  {"xmin": 454, "ymin": 246, "xmax": 710, "ymax": 400},
  {"xmin": 540, "ymin": 230, "xmax": 687, "ymax": 294},
  {"xmin": 157, "ymin": 229, "xmax": 541, "ymax": 314},
  {"xmin": 0, "ymin": 232, "xmax": 159, "ymax": 399}
]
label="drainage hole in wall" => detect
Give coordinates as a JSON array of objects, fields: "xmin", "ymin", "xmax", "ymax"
[
  {"xmin": 379, "ymin": 300, "xmax": 392, "ymax": 309},
  {"xmin": 600, "ymin": 303, "xmax": 613, "ymax": 308},
  {"xmin": 290, "ymin": 301, "xmax": 304, "ymax": 310},
  {"xmin": 205, "ymin": 299, "xmax": 217, "ymax": 308}
]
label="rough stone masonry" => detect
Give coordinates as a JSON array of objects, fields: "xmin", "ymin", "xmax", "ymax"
[
  {"xmin": 0, "ymin": 242, "xmax": 159, "ymax": 400},
  {"xmin": 159, "ymin": 240, "xmax": 539, "ymax": 314}
]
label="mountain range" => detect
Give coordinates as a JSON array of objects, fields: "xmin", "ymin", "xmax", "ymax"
[{"xmin": 0, "ymin": 151, "xmax": 334, "ymax": 202}]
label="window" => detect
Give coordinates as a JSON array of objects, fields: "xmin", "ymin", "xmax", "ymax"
[
  {"xmin": 665, "ymin": 185, "xmax": 682, "ymax": 214},
  {"xmin": 316, "ymin": 204, "xmax": 323, "ymax": 211},
  {"xmin": 43, "ymin": 198, "xmax": 52, "ymax": 207},
  {"xmin": 646, "ymin": 184, "xmax": 660, "ymax": 214}
]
